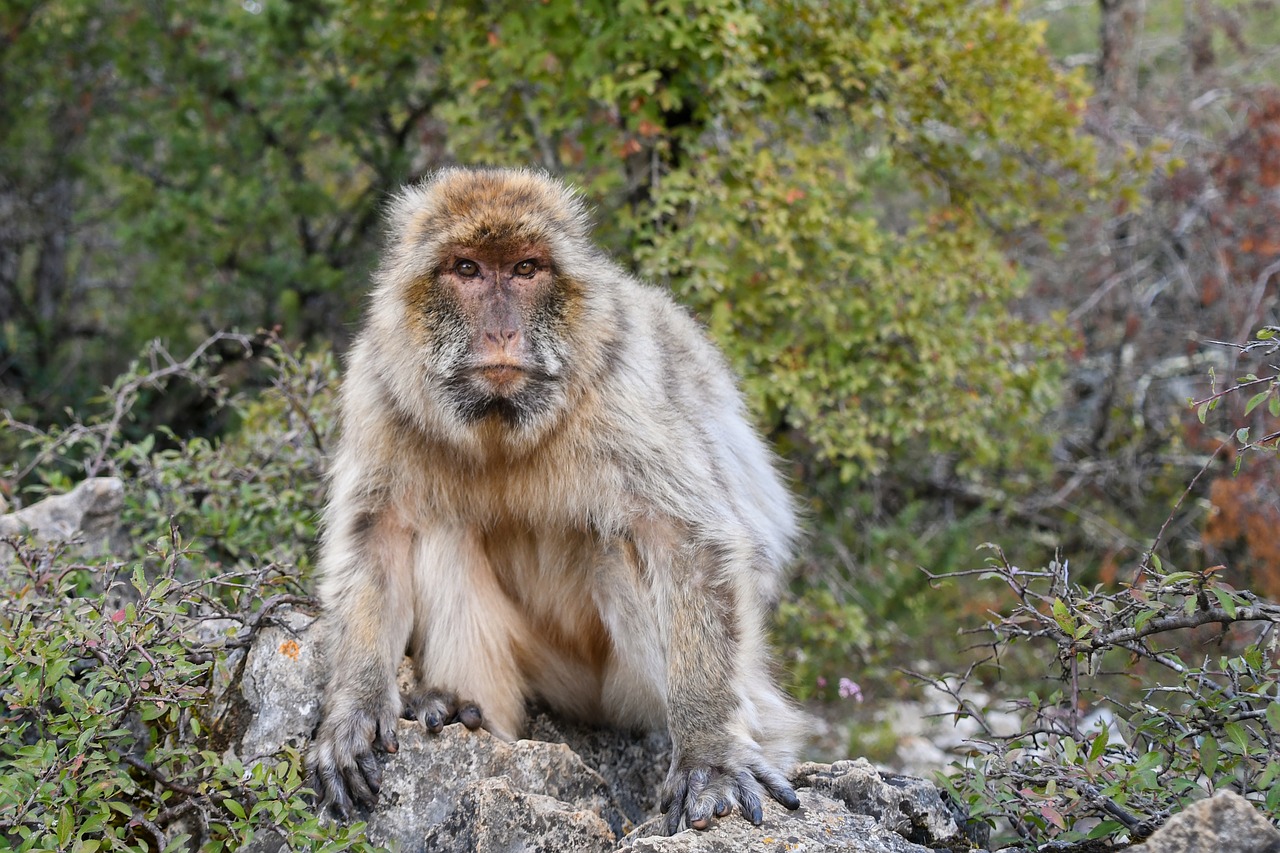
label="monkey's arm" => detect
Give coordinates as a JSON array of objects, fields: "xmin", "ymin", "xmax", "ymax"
[
  {"xmin": 308, "ymin": 502, "xmax": 415, "ymax": 819},
  {"xmin": 654, "ymin": 534, "xmax": 802, "ymax": 834}
]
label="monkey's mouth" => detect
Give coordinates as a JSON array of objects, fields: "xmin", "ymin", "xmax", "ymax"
[{"xmin": 472, "ymin": 364, "xmax": 529, "ymax": 394}]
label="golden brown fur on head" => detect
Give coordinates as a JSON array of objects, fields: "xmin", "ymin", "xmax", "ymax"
[
  {"xmin": 389, "ymin": 167, "xmax": 595, "ymax": 278},
  {"xmin": 310, "ymin": 167, "xmax": 806, "ymax": 835}
]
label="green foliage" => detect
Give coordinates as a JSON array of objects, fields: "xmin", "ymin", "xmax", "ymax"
[
  {"xmin": 7, "ymin": 333, "xmax": 336, "ymax": 574},
  {"xmin": 775, "ymin": 587, "xmax": 872, "ymax": 702},
  {"xmin": 4, "ymin": 0, "xmax": 1098, "ymax": 482},
  {"xmin": 0, "ymin": 536, "xmax": 372, "ymax": 852},
  {"xmin": 444, "ymin": 0, "xmax": 1094, "ymax": 477},
  {"xmin": 934, "ymin": 545, "xmax": 1280, "ymax": 845},
  {"xmin": 0, "ymin": 337, "xmax": 370, "ymax": 851},
  {"xmin": 931, "ymin": 349, "xmax": 1280, "ymax": 847}
]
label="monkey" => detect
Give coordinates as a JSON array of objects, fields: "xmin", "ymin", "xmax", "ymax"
[{"xmin": 308, "ymin": 167, "xmax": 805, "ymax": 834}]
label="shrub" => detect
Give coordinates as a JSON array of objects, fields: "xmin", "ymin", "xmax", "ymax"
[
  {"xmin": 932, "ymin": 331, "xmax": 1280, "ymax": 847},
  {"xmin": 0, "ymin": 334, "xmax": 377, "ymax": 852}
]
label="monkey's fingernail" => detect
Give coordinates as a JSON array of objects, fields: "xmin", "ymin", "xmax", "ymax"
[
  {"xmin": 778, "ymin": 788, "xmax": 800, "ymax": 810},
  {"xmin": 714, "ymin": 799, "xmax": 731, "ymax": 817},
  {"xmin": 691, "ymin": 816, "xmax": 711, "ymax": 830},
  {"xmin": 747, "ymin": 801, "xmax": 763, "ymax": 824},
  {"xmin": 426, "ymin": 712, "xmax": 444, "ymax": 733}
]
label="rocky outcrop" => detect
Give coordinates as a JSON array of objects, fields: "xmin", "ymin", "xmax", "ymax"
[
  {"xmin": 0, "ymin": 476, "xmax": 124, "ymax": 556},
  {"xmin": 1129, "ymin": 791, "xmax": 1280, "ymax": 853},
  {"xmin": 221, "ymin": 609, "xmax": 987, "ymax": 853}
]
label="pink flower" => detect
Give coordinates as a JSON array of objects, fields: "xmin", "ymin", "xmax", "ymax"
[
  {"xmin": 816, "ymin": 676, "xmax": 827, "ymax": 688},
  {"xmin": 838, "ymin": 678, "xmax": 863, "ymax": 702}
]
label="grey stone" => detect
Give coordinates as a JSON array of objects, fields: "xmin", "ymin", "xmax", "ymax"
[
  {"xmin": 0, "ymin": 476, "xmax": 124, "ymax": 556},
  {"xmin": 421, "ymin": 776, "xmax": 617, "ymax": 853},
  {"xmin": 225, "ymin": 609, "xmax": 989, "ymax": 853},
  {"xmin": 1129, "ymin": 791, "xmax": 1280, "ymax": 853},
  {"xmin": 231, "ymin": 607, "xmax": 323, "ymax": 759},
  {"xmin": 620, "ymin": 790, "xmax": 934, "ymax": 852},
  {"xmin": 366, "ymin": 724, "xmax": 616, "ymax": 849},
  {"xmin": 792, "ymin": 758, "xmax": 984, "ymax": 849}
]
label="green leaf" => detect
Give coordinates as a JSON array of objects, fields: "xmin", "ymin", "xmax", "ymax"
[
  {"xmin": 1223, "ymin": 722, "xmax": 1250, "ymax": 755},
  {"xmin": 1236, "ymin": 427, "xmax": 1250, "ymax": 444},
  {"xmin": 1210, "ymin": 587, "xmax": 1238, "ymax": 618},
  {"xmin": 1266, "ymin": 702, "xmax": 1280, "ymax": 734},
  {"xmin": 1051, "ymin": 598, "xmax": 1075, "ymax": 633},
  {"xmin": 1200, "ymin": 734, "xmax": 1219, "ymax": 778},
  {"xmin": 1244, "ymin": 390, "xmax": 1271, "ymax": 416},
  {"xmin": 1089, "ymin": 727, "xmax": 1109, "ymax": 762}
]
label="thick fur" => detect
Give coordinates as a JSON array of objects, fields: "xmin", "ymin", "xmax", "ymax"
[{"xmin": 309, "ymin": 167, "xmax": 804, "ymax": 831}]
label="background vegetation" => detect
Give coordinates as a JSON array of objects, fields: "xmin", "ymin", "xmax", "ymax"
[{"xmin": 2, "ymin": 0, "xmax": 1278, "ymax": 849}]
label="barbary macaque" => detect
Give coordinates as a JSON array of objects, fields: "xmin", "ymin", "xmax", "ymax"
[{"xmin": 308, "ymin": 167, "xmax": 804, "ymax": 833}]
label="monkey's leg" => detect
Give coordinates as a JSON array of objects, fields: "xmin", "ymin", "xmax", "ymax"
[
  {"xmin": 309, "ymin": 511, "xmax": 415, "ymax": 819},
  {"xmin": 403, "ymin": 524, "xmax": 529, "ymax": 741},
  {"xmin": 646, "ymin": 533, "xmax": 802, "ymax": 834}
]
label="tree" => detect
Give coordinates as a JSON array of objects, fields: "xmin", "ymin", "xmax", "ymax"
[{"xmin": 3, "ymin": 0, "xmax": 1098, "ymax": 481}]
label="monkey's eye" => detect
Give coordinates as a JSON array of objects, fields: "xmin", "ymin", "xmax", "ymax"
[
  {"xmin": 513, "ymin": 259, "xmax": 538, "ymax": 277},
  {"xmin": 454, "ymin": 259, "xmax": 480, "ymax": 278}
]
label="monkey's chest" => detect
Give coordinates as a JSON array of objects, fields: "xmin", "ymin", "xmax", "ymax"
[
  {"xmin": 423, "ymin": 435, "xmax": 633, "ymax": 532},
  {"xmin": 479, "ymin": 524, "xmax": 613, "ymax": 672}
]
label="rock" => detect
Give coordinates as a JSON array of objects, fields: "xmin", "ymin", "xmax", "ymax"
[
  {"xmin": 793, "ymin": 759, "xmax": 985, "ymax": 849},
  {"xmin": 367, "ymin": 724, "xmax": 616, "ymax": 850},
  {"xmin": 214, "ymin": 607, "xmax": 323, "ymax": 759},
  {"xmin": 1128, "ymin": 791, "xmax": 1280, "ymax": 853},
  {"xmin": 621, "ymin": 790, "xmax": 941, "ymax": 852},
  {"xmin": 226, "ymin": 611, "xmax": 989, "ymax": 853},
  {"xmin": 422, "ymin": 776, "xmax": 616, "ymax": 853},
  {"xmin": 0, "ymin": 476, "xmax": 124, "ymax": 556}
]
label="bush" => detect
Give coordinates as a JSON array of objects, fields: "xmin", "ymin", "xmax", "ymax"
[
  {"xmin": 932, "ymin": 333, "xmax": 1280, "ymax": 847},
  {"xmin": 0, "ymin": 335, "xmax": 377, "ymax": 852}
]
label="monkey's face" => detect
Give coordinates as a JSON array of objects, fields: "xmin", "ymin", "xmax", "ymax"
[
  {"xmin": 412, "ymin": 243, "xmax": 578, "ymax": 430},
  {"xmin": 378, "ymin": 169, "xmax": 600, "ymax": 438}
]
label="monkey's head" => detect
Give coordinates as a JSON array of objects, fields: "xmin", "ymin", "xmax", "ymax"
[{"xmin": 369, "ymin": 168, "xmax": 613, "ymax": 444}]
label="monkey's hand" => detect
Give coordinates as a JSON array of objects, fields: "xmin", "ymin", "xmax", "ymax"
[
  {"xmin": 660, "ymin": 750, "xmax": 800, "ymax": 834},
  {"xmin": 401, "ymin": 686, "xmax": 484, "ymax": 734},
  {"xmin": 309, "ymin": 698, "xmax": 400, "ymax": 820}
]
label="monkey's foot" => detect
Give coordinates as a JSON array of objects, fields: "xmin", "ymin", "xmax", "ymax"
[
  {"xmin": 309, "ymin": 702, "xmax": 400, "ymax": 820},
  {"xmin": 660, "ymin": 760, "xmax": 800, "ymax": 834},
  {"xmin": 401, "ymin": 687, "xmax": 483, "ymax": 734}
]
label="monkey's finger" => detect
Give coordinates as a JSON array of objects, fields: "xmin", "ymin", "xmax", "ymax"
[
  {"xmin": 663, "ymin": 803, "xmax": 685, "ymax": 835},
  {"xmin": 344, "ymin": 759, "xmax": 378, "ymax": 809},
  {"xmin": 456, "ymin": 702, "xmax": 483, "ymax": 730},
  {"xmin": 413, "ymin": 689, "xmax": 458, "ymax": 733},
  {"xmin": 714, "ymin": 798, "xmax": 732, "ymax": 818},
  {"xmin": 661, "ymin": 776, "xmax": 689, "ymax": 835},
  {"xmin": 376, "ymin": 721, "xmax": 398, "ymax": 754},
  {"xmin": 356, "ymin": 751, "xmax": 383, "ymax": 796},
  {"xmin": 684, "ymin": 767, "xmax": 716, "ymax": 830},
  {"xmin": 318, "ymin": 763, "xmax": 354, "ymax": 821},
  {"xmin": 735, "ymin": 771, "xmax": 765, "ymax": 825},
  {"xmin": 751, "ymin": 764, "xmax": 800, "ymax": 810}
]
